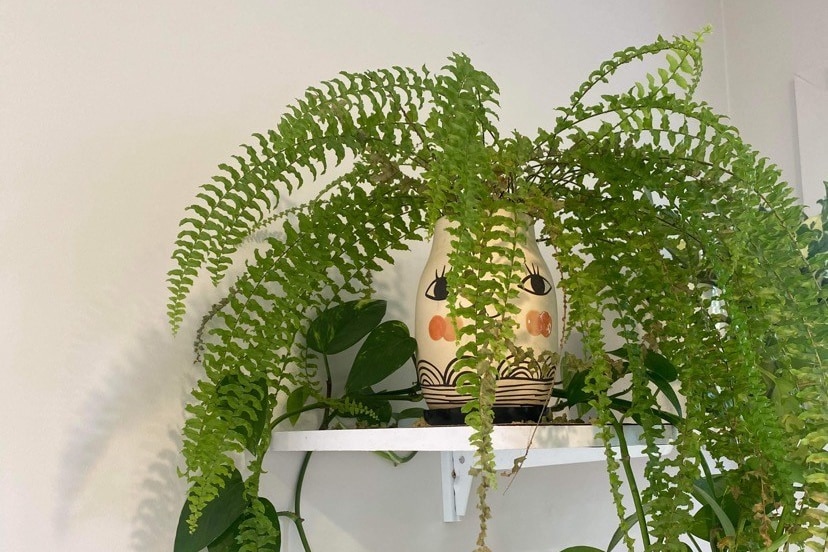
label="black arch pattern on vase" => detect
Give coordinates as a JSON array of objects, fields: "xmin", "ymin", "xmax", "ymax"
[{"xmin": 417, "ymin": 354, "xmax": 556, "ymax": 387}]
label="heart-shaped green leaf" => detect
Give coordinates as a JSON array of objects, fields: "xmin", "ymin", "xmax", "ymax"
[
  {"xmin": 285, "ymin": 386, "xmax": 311, "ymax": 426},
  {"xmin": 306, "ymin": 299, "xmax": 386, "ymax": 354},
  {"xmin": 607, "ymin": 346, "xmax": 628, "ymax": 360},
  {"xmin": 206, "ymin": 516, "xmax": 243, "ymax": 552},
  {"xmin": 207, "ymin": 497, "xmax": 282, "ymax": 552},
  {"xmin": 346, "ymin": 320, "xmax": 416, "ymax": 392},
  {"xmin": 174, "ymin": 468, "xmax": 247, "ymax": 552}
]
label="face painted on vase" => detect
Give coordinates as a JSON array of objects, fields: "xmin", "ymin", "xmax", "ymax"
[{"xmin": 420, "ymin": 261, "xmax": 556, "ymax": 344}]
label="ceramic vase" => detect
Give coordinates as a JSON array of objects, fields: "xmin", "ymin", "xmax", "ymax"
[{"xmin": 414, "ymin": 215, "xmax": 558, "ymax": 423}]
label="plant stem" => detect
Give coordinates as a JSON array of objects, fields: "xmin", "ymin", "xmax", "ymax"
[
  {"xmin": 293, "ymin": 450, "xmax": 314, "ymax": 552},
  {"xmin": 687, "ymin": 533, "xmax": 704, "ymax": 552},
  {"xmin": 611, "ymin": 417, "xmax": 651, "ymax": 549},
  {"xmin": 291, "ymin": 351, "xmax": 337, "ymax": 552},
  {"xmin": 323, "ymin": 354, "xmax": 333, "ymax": 399},
  {"xmin": 292, "ymin": 412, "xmax": 334, "ymax": 552},
  {"xmin": 373, "ymin": 450, "xmax": 418, "ymax": 465},
  {"xmin": 276, "ymin": 510, "xmax": 303, "ymax": 522},
  {"xmin": 369, "ymin": 384, "xmax": 422, "ymax": 400},
  {"xmin": 277, "ymin": 510, "xmax": 313, "ymax": 550},
  {"xmin": 773, "ymin": 503, "xmax": 790, "ymax": 543},
  {"xmin": 270, "ymin": 402, "xmax": 327, "ymax": 431}
]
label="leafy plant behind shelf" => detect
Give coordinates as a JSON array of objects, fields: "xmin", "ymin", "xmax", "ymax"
[
  {"xmin": 174, "ymin": 299, "xmax": 421, "ymax": 552},
  {"xmin": 168, "ymin": 26, "xmax": 826, "ymax": 552}
]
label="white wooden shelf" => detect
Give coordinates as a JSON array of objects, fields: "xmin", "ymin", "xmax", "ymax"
[{"xmin": 271, "ymin": 424, "xmax": 675, "ymax": 522}]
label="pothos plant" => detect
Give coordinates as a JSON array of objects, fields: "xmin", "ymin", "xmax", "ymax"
[
  {"xmin": 173, "ymin": 299, "xmax": 421, "ymax": 552},
  {"xmin": 167, "ymin": 27, "xmax": 827, "ymax": 552}
]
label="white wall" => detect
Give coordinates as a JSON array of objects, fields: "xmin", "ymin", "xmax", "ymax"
[
  {"xmin": 0, "ymin": 2, "xmax": 733, "ymax": 551},
  {"xmin": 721, "ymin": 0, "xmax": 828, "ymax": 211}
]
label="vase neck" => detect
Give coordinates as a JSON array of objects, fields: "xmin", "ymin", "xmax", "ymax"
[{"xmin": 432, "ymin": 212, "xmax": 536, "ymax": 243}]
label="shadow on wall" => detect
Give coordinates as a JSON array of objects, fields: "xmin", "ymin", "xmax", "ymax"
[
  {"xmin": 130, "ymin": 429, "xmax": 188, "ymax": 552},
  {"xmin": 53, "ymin": 234, "xmax": 580, "ymax": 550},
  {"xmin": 54, "ymin": 293, "xmax": 218, "ymax": 551},
  {"xmin": 50, "ymin": 223, "xmax": 427, "ymax": 550}
]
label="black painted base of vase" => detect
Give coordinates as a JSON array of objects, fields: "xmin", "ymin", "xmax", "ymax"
[{"xmin": 423, "ymin": 406, "xmax": 547, "ymax": 426}]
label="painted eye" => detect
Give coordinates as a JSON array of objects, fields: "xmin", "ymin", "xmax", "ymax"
[
  {"xmin": 519, "ymin": 263, "xmax": 552, "ymax": 296},
  {"xmin": 425, "ymin": 267, "xmax": 448, "ymax": 301}
]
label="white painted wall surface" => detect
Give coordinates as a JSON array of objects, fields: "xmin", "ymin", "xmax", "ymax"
[
  {"xmin": 1, "ymin": 2, "xmax": 734, "ymax": 551},
  {"xmin": 721, "ymin": 0, "xmax": 828, "ymax": 211}
]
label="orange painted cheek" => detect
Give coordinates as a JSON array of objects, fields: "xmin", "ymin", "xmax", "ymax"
[
  {"xmin": 526, "ymin": 310, "xmax": 553, "ymax": 337},
  {"xmin": 428, "ymin": 315, "xmax": 461, "ymax": 341},
  {"xmin": 538, "ymin": 311, "xmax": 552, "ymax": 338},
  {"xmin": 429, "ymin": 315, "xmax": 446, "ymax": 341},
  {"xmin": 443, "ymin": 317, "xmax": 461, "ymax": 341},
  {"xmin": 443, "ymin": 320, "xmax": 455, "ymax": 341},
  {"xmin": 526, "ymin": 310, "xmax": 540, "ymax": 336}
]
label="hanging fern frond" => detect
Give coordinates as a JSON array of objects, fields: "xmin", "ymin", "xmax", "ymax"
[
  {"xmin": 181, "ymin": 170, "xmax": 429, "ymax": 529},
  {"xmin": 168, "ymin": 66, "xmax": 433, "ymax": 332},
  {"xmin": 234, "ymin": 497, "xmax": 281, "ymax": 552}
]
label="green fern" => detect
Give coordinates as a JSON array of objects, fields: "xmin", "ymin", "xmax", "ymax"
[
  {"xmin": 169, "ymin": 28, "xmax": 826, "ymax": 552},
  {"xmin": 167, "ymin": 66, "xmax": 431, "ymax": 332}
]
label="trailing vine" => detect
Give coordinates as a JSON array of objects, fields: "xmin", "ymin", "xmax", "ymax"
[{"xmin": 168, "ymin": 27, "xmax": 827, "ymax": 551}]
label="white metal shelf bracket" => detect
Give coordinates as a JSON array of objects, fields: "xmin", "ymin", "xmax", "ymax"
[
  {"xmin": 438, "ymin": 444, "xmax": 672, "ymax": 522},
  {"xmin": 441, "ymin": 451, "xmax": 474, "ymax": 522}
]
